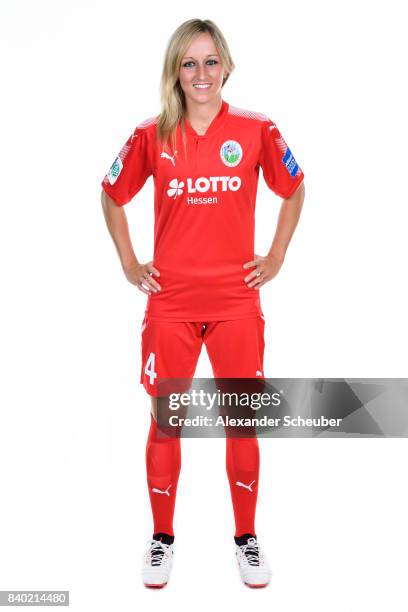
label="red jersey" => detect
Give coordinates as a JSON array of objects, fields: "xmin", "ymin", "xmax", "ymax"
[{"xmin": 101, "ymin": 99, "xmax": 304, "ymax": 321}]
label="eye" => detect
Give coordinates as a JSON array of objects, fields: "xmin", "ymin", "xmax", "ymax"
[{"xmin": 182, "ymin": 60, "xmax": 219, "ymax": 68}]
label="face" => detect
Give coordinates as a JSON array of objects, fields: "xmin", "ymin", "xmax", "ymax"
[{"xmin": 178, "ymin": 32, "xmax": 227, "ymax": 105}]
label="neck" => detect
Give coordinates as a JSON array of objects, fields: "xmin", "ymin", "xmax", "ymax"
[{"xmin": 184, "ymin": 96, "xmax": 223, "ymax": 126}]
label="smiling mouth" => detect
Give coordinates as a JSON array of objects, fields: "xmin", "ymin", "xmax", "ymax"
[{"xmin": 193, "ymin": 83, "xmax": 211, "ymax": 89}]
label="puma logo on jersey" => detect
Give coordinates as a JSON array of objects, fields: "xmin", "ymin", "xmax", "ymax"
[
  {"xmin": 161, "ymin": 151, "xmax": 178, "ymax": 166},
  {"xmin": 152, "ymin": 484, "xmax": 172, "ymax": 496},
  {"xmin": 130, "ymin": 131, "xmax": 138, "ymax": 142},
  {"xmin": 269, "ymin": 123, "xmax": 277, "ymax": 132},
  {"xmin": 236, "ymin": 480, "xmax": 256, "ymax": 492},
  {"xmin": 256, "ymin": 370, "xmax": 263, "ymax": 377}
]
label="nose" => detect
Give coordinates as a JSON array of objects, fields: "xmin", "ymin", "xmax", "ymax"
[{"xmin": 197, "ymin": 63, "xmax": 208, "ymax": 80}]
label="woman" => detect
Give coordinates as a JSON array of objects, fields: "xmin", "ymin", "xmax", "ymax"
[{"xmin": 101, "ymin": 18, "xmax": 305, "ymax": 588}]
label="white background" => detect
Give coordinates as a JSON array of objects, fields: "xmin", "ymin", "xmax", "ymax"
[{"xmin": 1, "ymin": 0, "xmax": 407, "ymax": 610}]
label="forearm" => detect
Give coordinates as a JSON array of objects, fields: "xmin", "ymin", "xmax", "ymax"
[
  {"xmin": 101, "ymin": 191, "xmax": 138, "ymax": 271},
  {"xmin": 267, "ymin": 183, "xmax": 305, "ymax": 261}
]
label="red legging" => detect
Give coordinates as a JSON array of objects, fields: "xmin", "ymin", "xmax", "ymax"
[
  {"xmin": 226, "ymin": 436, "xmax": 260, "ymax": 536},
  {"xmin": 146, "ymin": 415, "xmax": 259, "ymax": 537},
  {"xmin": 145, "ymin": 415, "xmax": 181, "ymax": 536}
]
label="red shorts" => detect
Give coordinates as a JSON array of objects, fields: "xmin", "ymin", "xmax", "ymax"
[{"xmin": 140, "ymin": 316, "xmax": 265, "ymax": 397}]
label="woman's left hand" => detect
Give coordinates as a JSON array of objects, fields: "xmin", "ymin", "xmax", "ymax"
[{"xmin": 243, "ymin": 253, "xmax": 284, "ymax": 289}]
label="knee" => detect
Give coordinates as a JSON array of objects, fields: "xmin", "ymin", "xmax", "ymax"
[{"xmin": 226, "ymin": 436, "xmax": 260, "ymax": 469}]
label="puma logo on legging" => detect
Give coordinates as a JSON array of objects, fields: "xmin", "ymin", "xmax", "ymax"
[
  {"xmin": 236, "ymin": 480, "xmax": 256, "ymax": 492},
  {"xmin": 152, "ymin": 484, "xmax": 172, "ymax": 496}
]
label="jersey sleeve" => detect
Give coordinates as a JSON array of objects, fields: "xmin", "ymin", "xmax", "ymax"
[
  {"xmin": 101, "ymin": 123, "xmax": 153, "ymax": 206},
  {"xmin": 258, "ymin": 118, "xmax": 304, "ymax": 199}
]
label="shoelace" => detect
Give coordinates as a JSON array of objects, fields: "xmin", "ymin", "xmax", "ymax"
[
  {"xmin": 239, "ymin": 537, "xmax": 261, "ymax": 566},
  {"xmin": 147, "ymin": 539, "xmax": 172, "ymax": 567}
]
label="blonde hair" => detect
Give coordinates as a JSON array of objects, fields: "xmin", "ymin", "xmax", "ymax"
[{"xmin": 156, "ymin": 19, "xmax": 235, "ymax": 157}]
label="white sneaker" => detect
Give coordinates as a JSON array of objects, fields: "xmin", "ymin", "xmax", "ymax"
[
  {"xmin": 235, "ymin": 535, "xmax": 272, "ymax": 588},
  {"xmin": 142, "ymin": 538, "xmax": 174, "ymax": 588}
]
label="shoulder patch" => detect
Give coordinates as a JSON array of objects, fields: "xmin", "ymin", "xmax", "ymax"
[{"xmin": 227, "ymin": 105, "xmax": 270, "ymax": 122}]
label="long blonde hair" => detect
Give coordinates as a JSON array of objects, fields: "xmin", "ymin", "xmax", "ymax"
[{"xmin": 156, "ymin": 19, "xmax": 235, "ymax": 157}]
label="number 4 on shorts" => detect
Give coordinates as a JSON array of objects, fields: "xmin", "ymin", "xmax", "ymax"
[{"xmin": 144, "ymin": 352, "xmax": 157, "ymax": 385}]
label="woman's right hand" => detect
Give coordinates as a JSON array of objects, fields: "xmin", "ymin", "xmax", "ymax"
[{"xmin": 123, "ymin": 261, "xmax": 161, "ymax": 295}]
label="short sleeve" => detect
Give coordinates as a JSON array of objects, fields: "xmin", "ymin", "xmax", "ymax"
[
  {"xmin": 259, "ymin": 118, "xmax": 304, "ymax": 199},
  {"xmin": 101, "ymin": 124, "xmax": 153, "ymax": 206}
]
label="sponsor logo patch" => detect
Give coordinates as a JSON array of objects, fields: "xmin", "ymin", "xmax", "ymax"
[
  {"xmin": 220, "ymin": 140, "xmax": 243, "ymax": 167},
  {"xmin": 107, "ymin": 156, "xmax": 123, "ymax": 185},
  {"xmin": 167, "ymin": 178, "xmax": 185, "ymax": 199},
  {"xmin": 167, "ymin": 176, "xmax": 241, "ymax": 200},
  {"xmin": 282, "ymin": 148, "xmax": 299, "ymax": 177}
]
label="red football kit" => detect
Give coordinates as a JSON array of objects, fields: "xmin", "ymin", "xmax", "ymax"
[
  {"xmin": 101, "ymin": 99, "xmax": 304, "ymax": 322},
  {"xmin": 101, "ymin": 99, "xmax": 304, "ymax": 396}
]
